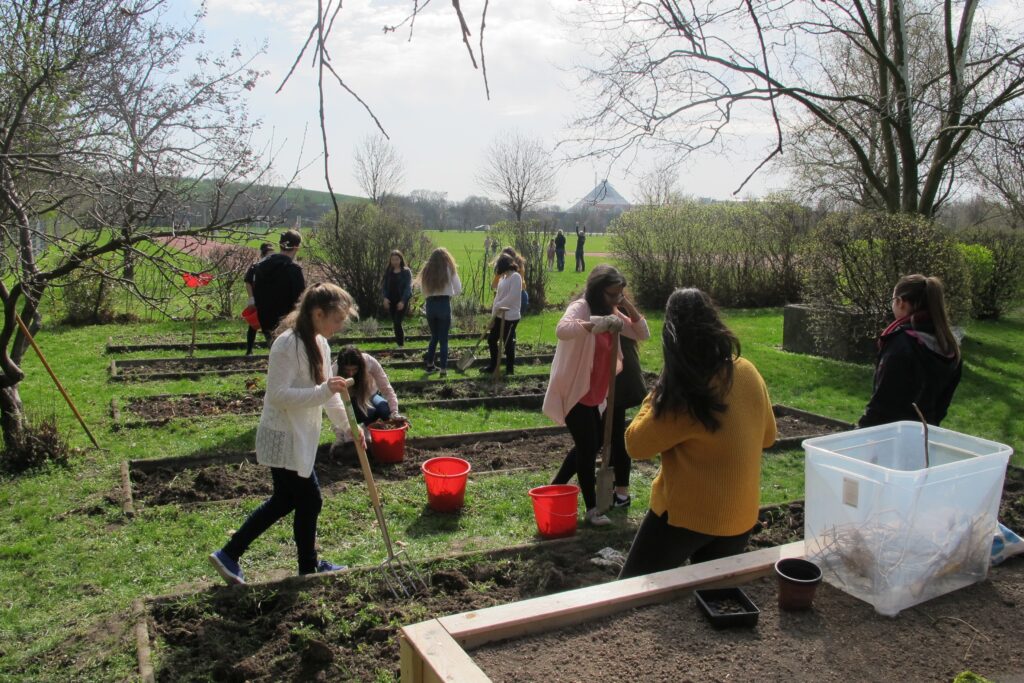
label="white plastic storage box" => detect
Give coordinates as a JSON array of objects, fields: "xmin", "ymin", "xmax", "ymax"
[{"xmin": 803, "ymin": 421, "xmax": 1011, "ymax": 616}]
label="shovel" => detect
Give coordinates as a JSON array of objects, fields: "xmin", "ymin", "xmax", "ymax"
[
  {"xmin": 456, "ymin": 318, "xmax": 493, "ymax": 372},
  {"xmin": 492, "ymin": 308, "xmax": 508, "ymax": 383},
  {"xmin": 338, "ymin": 378, "xmax": 427, "ymax": 598},
  {"xmin": 595, "ymin": 331, "xmax": 620, "ymax": 514}
]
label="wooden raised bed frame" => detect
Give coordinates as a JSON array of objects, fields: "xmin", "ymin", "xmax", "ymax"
[
  {"xmin": 105, "ymin": 332, "xmax": 479, "ymax": 354},
  {"xmin": 399, "ymin": 541, "xmax": 805, "ymax": 682}
]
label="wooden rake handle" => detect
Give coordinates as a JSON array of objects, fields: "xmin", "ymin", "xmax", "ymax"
[
  {"xmin": 598, "ymin": 331, "xmax": 620, "ymax": 473},
  {"xmin": 339, "ymin": 378, "xmax": 397, "ymax": 560}
]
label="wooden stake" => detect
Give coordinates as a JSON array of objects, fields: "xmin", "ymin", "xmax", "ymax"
[{"xmin": 14, "ymin": 313, "xmax": 100, "ymax": 448}]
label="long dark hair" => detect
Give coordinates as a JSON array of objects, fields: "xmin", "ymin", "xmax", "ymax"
[
  {"xmin": 383, "ymin": 249, "xmax": 408, "ymax": 276},
  {"xmin": 653, "ymin": 288, "xmax": 740, "ymax": 432},
  {"xmin": 416, "ymin": 247, "xmax": 457, "ymax": 293},
  {"xmin": 583, "ymin": 264, "xmax": 626, "ymax": 315},
  {"xmin": 494, "ymin": 253, "xmax": 519, "ymax": 275},
  {"xmin": 277, "ymin": 283, "xmax": 358, "ymax": 383},
  {"xmin": 336, "ymin": 345, "xmax": 372, "ymax": 411},
  {"xmin": 893, "ymin": 274, "xmax": 960, "ymax": 362}
]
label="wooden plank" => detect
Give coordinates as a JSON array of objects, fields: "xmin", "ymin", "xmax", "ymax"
[
  {"xmin": 440, "ymin": 541, "xmax": 805, "ymax": 650},
  {"xmin": 132, "ymin": 598, "xmax": 155, "ymax": 683},
  {"xmin": 400, "ymin": 620, "xmax": 491, "ymax": 683},
  {"xmin": 119, "ymin": 461, "xmax": 135, "ymax": 517}
]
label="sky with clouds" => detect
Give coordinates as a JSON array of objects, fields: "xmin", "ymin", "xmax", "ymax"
[{"xmin": 180, "ymin": 0, "xmax": 1022, "ymax": 208}]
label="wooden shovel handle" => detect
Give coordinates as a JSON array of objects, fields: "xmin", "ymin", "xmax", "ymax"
[{"xmin": 598, "ymin": 331, "xmax": 620, "ymax": 472}]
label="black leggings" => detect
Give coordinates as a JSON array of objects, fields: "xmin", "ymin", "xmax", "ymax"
[
  {"xmin": 245, "ymin": 325, "xmax": 259, "ymax": 354},
  {"xmin": 551, "ymin": 402, "xmax": 604, "ymax": 510},
  {"xmin": 619, "ymin": 510, "xmax": 752, "ymax": 579},
  {"xmin": 387, "ymin": 301, "xmax": 406, "ymax": 346},
  {"xmin": 486, "ymin": 317, "xmax": 518, "ymax": 372}
]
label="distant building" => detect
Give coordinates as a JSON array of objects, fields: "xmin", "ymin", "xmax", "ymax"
[{"xmin": 570, "ymin": 180, "xmax": 631, "ymax": 213}]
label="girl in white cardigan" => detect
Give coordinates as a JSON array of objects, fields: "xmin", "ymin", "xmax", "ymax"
[
  {"xmin": 209, "ymin": 283, "xmax": 359, "ymax": 585},
  {"xmin": 482, "ymin": 253, "xmax": 523, "ymax": 374}
]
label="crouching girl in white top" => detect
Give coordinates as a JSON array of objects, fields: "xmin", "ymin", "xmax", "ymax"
[{"xmin": 335, "ymin": 345, "xmax": 400, "ymax": 425}]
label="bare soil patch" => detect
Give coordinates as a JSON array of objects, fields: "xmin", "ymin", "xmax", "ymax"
[{"xmin": 473, "ymin": 561, "xmax": 1024, "ymax": 682}]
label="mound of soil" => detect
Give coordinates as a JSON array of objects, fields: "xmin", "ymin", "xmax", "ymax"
[{"xmin": 148, "ymin": 529, "xmax": 638, "ymax": 683}]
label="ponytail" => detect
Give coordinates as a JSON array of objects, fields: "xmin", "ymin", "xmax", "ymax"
[{"xmin": 893, "ymin": 274, "xmax": 960, "ymax": 362}]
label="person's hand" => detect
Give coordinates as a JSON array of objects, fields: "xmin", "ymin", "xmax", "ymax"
[
  {"xmin": 383, "ymin": 299, "xmax": 390, "ymax": 311},
  {"xmin": 246, "ymin": 296, "xmax": 255, "ymax": 307},
  {"xmin": 396, "ymin": 301, "xmax": 405, "ymax": 311},
  {"xmin": 590, "ymin": 315, "xmax": 612, "ymax": 333},
  {"xmin": 617, "ymin": 296, "xmax": 640, "ymax": 321},
  {"xmin": 604, "ymin": 314, "xmax": 624, "ymax": 333},
  {"xmin": 327, "ymin": 376, "xmax": 355, "ymax": 397}
]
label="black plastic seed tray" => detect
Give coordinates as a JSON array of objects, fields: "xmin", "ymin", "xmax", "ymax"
[{"xmin": 694, "ymin": 587, "xmax": 760, "ymax": 629}]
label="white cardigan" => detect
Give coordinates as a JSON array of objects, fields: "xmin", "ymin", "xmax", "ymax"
[
  {"xmin": 492, "ymin": 272, "xmax": 522, "ymax": 321},
  {"xmin": 255, "ymin": 329, "xmax": 350, "ymax": 477}
]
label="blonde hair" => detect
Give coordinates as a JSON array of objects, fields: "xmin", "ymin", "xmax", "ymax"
[
  {"xmin": 276, "ymin": 283, "xmax": 358, "ymax": 383},
  {"xmin": 416, "ymin": 247, "xmax": 457, "ymax": 294}
]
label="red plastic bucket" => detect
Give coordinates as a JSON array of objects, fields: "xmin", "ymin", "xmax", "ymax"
[
  {"xmin": 528, "ymin": 485, "xmax": 580, "ymax": 538},
  {"xmin": 368, "ymin": 423, "xmax": 409, "ymax": 463},
  {"xmin": 421, "ymin": 457, "xmax": 472, "ymax": 512}
]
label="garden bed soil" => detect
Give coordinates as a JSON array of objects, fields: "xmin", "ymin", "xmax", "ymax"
[
  {"xmin": 109, "ymin": 348, "xmax": 555, "ymax": 381},
  {"xmin": 106, "ymin": 332, "xmax": 479, "ymax": 354},
  {"xmin": 472, "ymin": 560, "xmax": 1024, "ymax": 682},
  {"xmin": 141, "ymin": 498, "xmax": 818, "ymax": 683}
]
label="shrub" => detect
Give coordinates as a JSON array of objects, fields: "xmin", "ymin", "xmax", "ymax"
[
  {"xmin": 609, "ymin": 199, "xmax": 810, "ymax": 309},
  {"xmin": 312, "ymin": 204, "xmax": 433, "ymax": 317},
  {"xmin": 59, "ymin": 264, "xmax": 116, "ymax": 326},
  {"xmin": 956, "ymin": 228, "xmax": 1024, "ymax": 319},
  {"xmin": 202, "ymin": 243, "xmax": 259, "ymax": 318},
  {"xmin": 801, "ymin": 211, "xmax": 971, "ymax": 346},
  {"xmin": 1, "ymin": 414, "xmax": 71, "ymax": 474},
  {"xmin": 955, "ymin": 243, "xmax": 995, "ymax": 319}
]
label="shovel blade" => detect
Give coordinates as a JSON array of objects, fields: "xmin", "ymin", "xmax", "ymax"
[
  {"xmin": 595, "ymin": 467, "xmax": 615, "ymax": 514},
  {"xmin": 456, "ymin": 352, "xmax": 476, "ymax": 372}
]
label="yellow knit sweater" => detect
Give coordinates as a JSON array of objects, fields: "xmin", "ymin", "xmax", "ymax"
[{"xmin": 625, "ymin": 357, "xmax": 777, "ymax": 536}]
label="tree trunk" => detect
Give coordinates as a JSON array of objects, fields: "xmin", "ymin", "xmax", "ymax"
[{"xmin": 0, "ymin": 384, "xmax": 25, "ymax": 451}]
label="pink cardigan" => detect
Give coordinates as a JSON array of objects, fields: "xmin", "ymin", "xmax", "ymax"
[{"xmin": 542, "ymin": 298, "xmax": 650, "ymax": 425}]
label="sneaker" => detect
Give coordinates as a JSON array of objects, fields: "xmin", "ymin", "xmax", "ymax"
[
  {"xmin": 209, "ymin": 550, "xmax": 245, "ymax": 585},
  {"xmin": 586, "ymin": 509, "xmax": 612, "ymax": 527},
  {"xmin": 315, "ymin": 559, "xmax": 346, "ymax": 574},
  {"xmin": 612, "ymin": 493, "xmax": 632, "ymax": 509},
  {"xmin": 425, "ymin": 364, "xmax": 437, "ymax": 373},
  {"xmin": 479, "ymin": 366, "xmax": 495, "ymax": 375},
  {"xmin": 438, "ymin": 369, "xmax": 447, "ymax": 378}
]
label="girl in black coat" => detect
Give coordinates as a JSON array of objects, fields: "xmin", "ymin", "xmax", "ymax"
[{"xmin": 859, "ymin": 274, "xmax": 962, "ymax": 427}]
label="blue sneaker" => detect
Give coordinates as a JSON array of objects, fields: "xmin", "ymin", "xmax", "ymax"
[
  {"xmin": 315, "ymin": 559, "xmax": 346, "ymax": 574},
  {"xmin": 209, "ymin": 550, "xmax": 245, "ymax": 585}
]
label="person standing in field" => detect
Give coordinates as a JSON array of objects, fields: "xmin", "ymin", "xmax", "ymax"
[
  {"xmin": 243, "ymin": 242, "xmax": 274, "ymax": 355},
  {"xmin": 544, "ymin": 265, "xmax": 651, "ymax": 526},
  {"xmin": 381, "ymin": 250, "xmax": 412, "ymax": 348},
  {"xmin": 208, "ymin": 283, "xmax": 360, "ymax": 585},
  {"xmin": 416, "ymin": 247, "xmax": 462, "ymax": 378},
  {"xmin": 254, "ymin": 230, "xmax": 305, "ymax": 342},
  {"xmin": 619, "ymin": 288, "xmax": 776, "ymax": 578},
  {"xmin": 482, "ymin": 253, "xmax": 523, "ymax": 376},
  {"xmin": 574, "ymin": 223, "xmax": 587, "ymax": 272},
  {"xmin": 554, "ymin": 229, "xmax": 566, "ymax": 271},
  {"xmin": 858, "ymin": 274, "xmax": 962, "ymax": 427},
  {"xmin": 546, "ymin": 238, "xmax": 556, "ymax": 271}
]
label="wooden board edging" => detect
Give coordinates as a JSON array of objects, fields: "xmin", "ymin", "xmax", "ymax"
[
  {"xmin": 400, "ymin": 620, "xmax": 491, "ymax": 683},
  {"xmin": 132, "ymin": 598, "xmax": 155, "ymax": 683},
  {"xmin": 438, "ymin": 540, "xmax": 804, "ymax": 650}
]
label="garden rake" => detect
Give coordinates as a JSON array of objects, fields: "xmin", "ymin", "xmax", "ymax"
[
  {"xmin": 339, "ymin": 378, "xmax": 428, "ymax": 598},
  {"xmin": 595, "ymin": 331, "xmax": 620, "ymax": 514}
]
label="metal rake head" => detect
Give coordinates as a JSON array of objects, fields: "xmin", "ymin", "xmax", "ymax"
[{"xmin": 380, "ymin": 548, "xmax": 429, "ymax": 599}]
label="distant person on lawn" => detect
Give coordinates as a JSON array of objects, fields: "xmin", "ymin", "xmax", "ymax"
[
  {"xmin": 381, "ymin": 250, "xmax": 413, "ymax": 347},
  {"xmin": 619, "ymin": 288, "xmax": 776, "ymax": 578},
  {"xmin": 253, "ymin": 229, "xmax": 305, "ymax": 342},
  {"xmin": 243, "ymin": 242, "xmax": 274, "ymax": 355},
  {"xmin": 574, "ymin": 223, "xmax": 587, "ymax": 272},
  {"xmin": 209, "ymin": 283, "xmax": 361, "ymax": 585},
  {"xmin": 858, "ymin": 274, "xmax": 962, "ymax": 428},
  {"xmin": 554, "ymin": 229, "xmax": 566, "ymax": 271}
]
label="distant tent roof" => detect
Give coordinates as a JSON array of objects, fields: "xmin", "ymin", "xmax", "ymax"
[{"xmin": 571, "ymin": 181, "xmax": 631, "ymax": 212}]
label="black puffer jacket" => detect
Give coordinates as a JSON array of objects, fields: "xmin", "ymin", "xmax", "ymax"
[
  {"xmin": 858, "ymin": 317, "xmax": 962, "ymax": 428},
  {"xmin": 253, "ymin": 254, "xmax": 305, "ymax": 333}
]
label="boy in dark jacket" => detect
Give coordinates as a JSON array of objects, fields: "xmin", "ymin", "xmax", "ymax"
[{"xmin": 254, "ymin": 230, "xmax": 305, "ymax": 341}]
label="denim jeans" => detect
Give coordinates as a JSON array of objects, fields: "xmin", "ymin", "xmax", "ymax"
[
  {"xmin": 424, "ymin": 296, "xmax": 452, "ymax": 369},
  {"xmin": 223, "ymin": 467, "xmax": 323, "ymax": 574},
  {"xmin": 353, "ymin": 393, "xmax": 391, "ymax": 425},
  {"xmin": 556, "ymin": 249, "xmax": 565, "ymax": 271},
  {"xmin": 618, "ymin": 510, "xmax": 752, "ymax": 579}
]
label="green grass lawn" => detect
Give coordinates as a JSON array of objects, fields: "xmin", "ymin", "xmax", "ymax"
[{"xmin": 1, "ymin": 231, "xmax": 1022, "ymax": 680}]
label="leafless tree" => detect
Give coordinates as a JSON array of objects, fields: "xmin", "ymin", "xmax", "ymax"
[
  {"xmin": 569, "ymin": 0, "xmax": 1024, "ymax": 217},
  {"xmin": 973, "ymin": 110, "xmax": 1024, "ymax": 227},
  {"xmin": 0, "ymin": 0, "xmax": 277, "ymax": 448},
  {"xmin": 478, "ymin": 131, "xmax": 557, "ymax": 222},
  {"xmin": 636, "ymin": 160, "xmax": 685, "ymax": 207},
  {"xmin": 353, "ymin": 134, "xmax": 405, "ymax": 205}
]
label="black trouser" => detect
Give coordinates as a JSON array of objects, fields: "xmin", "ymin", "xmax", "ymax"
[
  {"xmin": 618, "ymin": 510, "xmax": 752, "ymax": 579},
  {"xmin": 223, "ymin": 467, "xmax": 323, "ymax": 574},
  {"xmin": 556, "ymin": 249, "xmax": 565, "ymax": 271},
  {"xmin": 551, "ymin": 402, "xmax": 604, "ymax": 510},
  {"xmin": 245, "ymin": 326, "xmax": 259, "ymax": 354},
  {"xmin": 559, "ymin": 402, "xmax": 631, "ymax": 494},
  {"xmin": 485, "ymin": 317, "xmax": 518, "ymax": 372},
  {"xmin": 387, "ymin": 301, "xmax": 406, "ymax": 346},
  {"xmin": 575, "ymin": 249, "xmax": 585, "ymax": 272}
]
